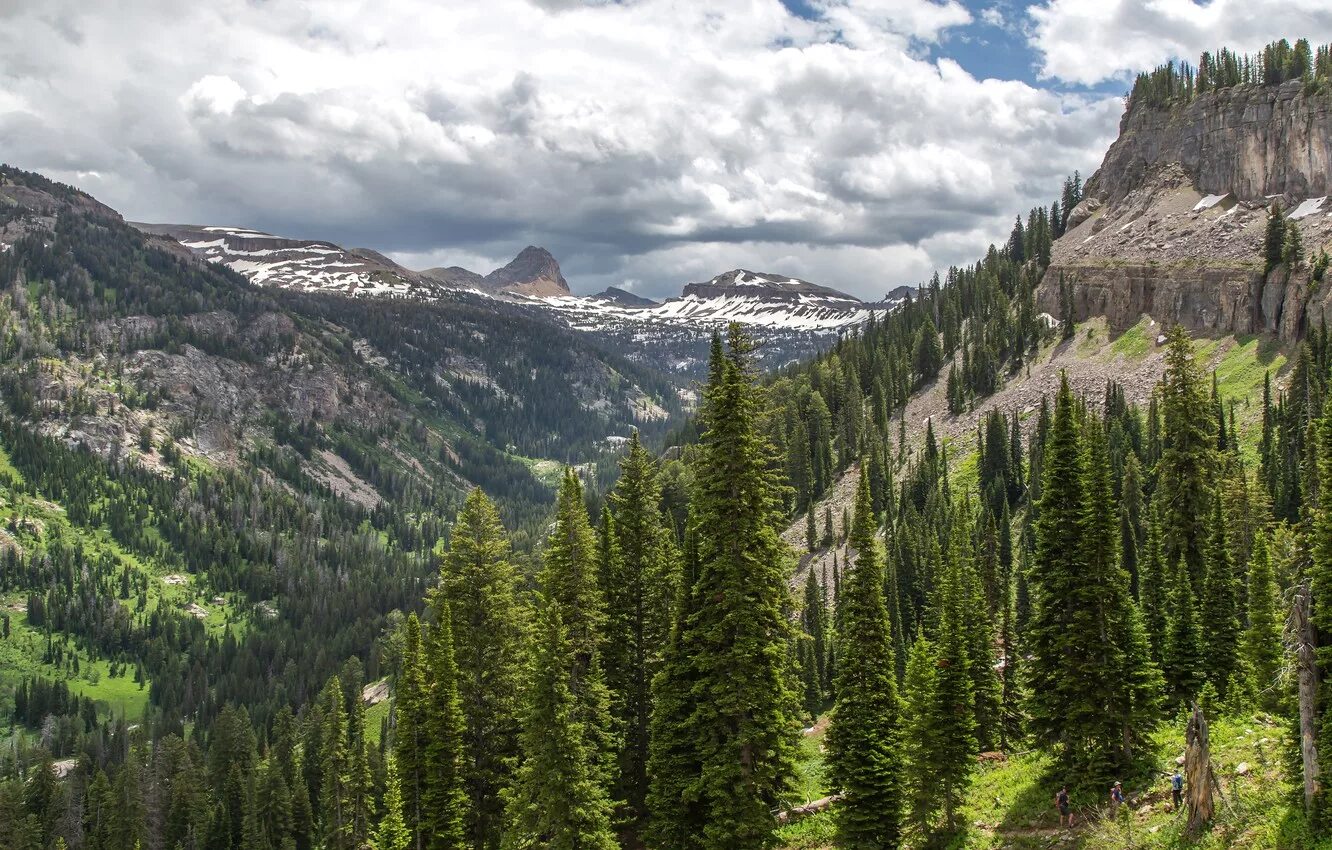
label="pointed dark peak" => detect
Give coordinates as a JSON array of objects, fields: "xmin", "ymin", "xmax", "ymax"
[{"xmin": 485, "ymin": 245, "xmax": 569, "ymax": 293}]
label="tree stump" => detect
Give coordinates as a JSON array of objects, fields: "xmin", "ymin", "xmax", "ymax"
[{"xmin": 1185, "ymin": 703, "xmax": 1214, "ymax": 834}]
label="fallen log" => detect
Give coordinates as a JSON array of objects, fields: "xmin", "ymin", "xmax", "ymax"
[{"xmin": 776, "ymin": 794, "xmax": 841, "ymax": 825}]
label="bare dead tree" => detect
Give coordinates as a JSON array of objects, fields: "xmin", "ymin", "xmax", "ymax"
[
  {"xmin": 1185, "ymin": 703, "xmax": 1215, "ymax": 834},
  {"xmin": 1288, "ymin": 578, "xmax": 1319, "ymax": 814}
]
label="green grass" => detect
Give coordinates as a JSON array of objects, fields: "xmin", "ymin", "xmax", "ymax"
[
  {"xmin": 1109, "ymin": 317, "xmax": 1155, "ymax": 360},
  {"xmin": 778, "ymin": 710, "xmax": 1317, "ymax": 849}
]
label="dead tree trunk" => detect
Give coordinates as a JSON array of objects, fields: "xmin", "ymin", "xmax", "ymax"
[
  {"xmin": 1291, "ymin": 579, "xmax": 1320, "ymax": 814},
  {"xmin": 1185, "ymin": 703, "xmax": 1214, "ymax": 834}
]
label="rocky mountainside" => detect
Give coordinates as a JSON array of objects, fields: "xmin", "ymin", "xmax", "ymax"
[
  {"xmin": 2, "ymin": 167, "xmax": 685, "ymax": 529},
  {"xmin": 421, "ymin": 245, "xmax": 571, "ymax": 297},
  {"xmin": 1037, "ymin": 80, "xmax": 1332, "ymax": 343}
]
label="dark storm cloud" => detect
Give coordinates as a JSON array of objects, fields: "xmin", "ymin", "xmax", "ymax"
[{"xmin": 1, "ymin": 0, "xmax": 1127, "ymax": 299}]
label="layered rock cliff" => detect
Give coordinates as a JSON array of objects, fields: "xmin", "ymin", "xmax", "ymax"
[{"xmin": 1037, "ymin": 82, "xmax": 1332, "ymax": 343}]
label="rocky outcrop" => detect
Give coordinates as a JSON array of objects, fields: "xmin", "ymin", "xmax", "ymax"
[
  {"xmin": 484, "ymin": 246, "xmax": 569, "ymax": 296},
  {"xmin": 1038, "ymin": 82, "xmax": 1332, "ymax": 345},
  {"xmin": 1092, "ymin": 81, "xmax": 1332, "ymax": 205}
]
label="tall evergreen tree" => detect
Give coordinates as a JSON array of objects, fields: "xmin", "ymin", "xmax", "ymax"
[
  {"xmin": 1201, "ymin": 497, "xmax": 1241, "ymax": 696},
  {"xmin": 603, "ymin": 431, "xmax": 679, "ymax": 832},
  {"xmin": 541, "ymin": 469, "xmax": 616, "ymax": 791},
  {"xmin": 1157, "ymin": 325, "xmax": 1215, "ymax": 588},
  {"xmin": 503, "ymin": 603, "xmax": 618, "ymax": 850},
  {"xmin": 439, "ymin": 489, "xmax": 531, "ymax": 850},
  {"xmin": 394, "ymin": 615, "xmax": 428, "ymax": 850},
  {"xmin": 1163, "ymin": 554, "xmax": 1206, "ymax": 707},
  {"xmin": 646, "ymin": 326, "xmax": 800, "ymax": 850},
  {"xmin": 1242, "ymin": 532, "xmax": 1283, "ymax": 711},
  {"xmin": 422, "ymin": 603, "xmax": 468, "ymax": 850},
  {"xmin": 826, "ymin": 467, "xmax": 903, "ymax": 849}
]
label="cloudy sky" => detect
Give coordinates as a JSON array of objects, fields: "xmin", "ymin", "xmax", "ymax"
[{"xmin": 3, "ymin": 1, "xmax": 1331, "ymax": 300}]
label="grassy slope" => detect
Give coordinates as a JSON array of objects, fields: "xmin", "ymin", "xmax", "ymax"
[
  {"xmin": 779, "ymin": 318, "xmax": 1301, "ymax": 849},
  {"xmin": 779, "ymin": 710, "xmax": 1316, "ymax": 849},
  {"xmin": 0, "ymin": 440, "xmax": 248, "ymax": 732}
]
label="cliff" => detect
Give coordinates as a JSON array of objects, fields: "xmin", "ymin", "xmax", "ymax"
[{"xmin": 1038, "ymin": 83, "xmax": 1332, "ymax": 344}]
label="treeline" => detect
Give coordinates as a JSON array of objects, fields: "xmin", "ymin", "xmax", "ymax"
[
  {"xmin": 1129, "ymin": 38, "xmax": 1332, "ymax": 112},
  {"xmin": 766, "ymin": 173, "xmax": 1080, "ymax": 514}
]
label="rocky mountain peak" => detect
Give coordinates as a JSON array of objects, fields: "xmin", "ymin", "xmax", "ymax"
[{"xmin": 484, "ymin": 245, "xmax": 569, "ymax": 296}]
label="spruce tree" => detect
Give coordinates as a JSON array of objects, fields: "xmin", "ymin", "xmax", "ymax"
[
  {"xmin": 1242, "ymin": 532, "xmax": 1283, "ymax": 711},
  {"xmin": 603, "ymin": 431, "xmax": 679, "ymax": 832},
  {"xmin": 1139, "ymin": 505, "xmax": 1168, "ymax": 663},
  {"xmin": 931, "ymin": 535, "xmax": 977, "ymax": 832},
  {"xmin": 422, "ymin": 603, "xmax": 468, "ymax": 850},
  {"xmin": 826, "ymin": 467, "xmax": 903, "ymax": 849},
  {"xmin": 318, "ymin": 676, "xmax": 354, "ymax": 850},
  {"xmin": 646, "ymin": 325, "xmax": 800, "ymax": 850},
  {"xmin": 376, "ymin": 757, "xmax": 412, "ymax": 850},
  {"xmin": 901, "ymin": 634, "xmax": 941, "ymax": 834},
  {"xmin": 1163, "ymin": 555, "xmax": 1206, "ymax": 707},
  {"xmin": 502, "ymin": 603, "xmax": 618, "ymax": 850},
  {"xmin": 541, "ymin": 470, "xmax": 616, "ymax": 792},
  {"xmin": 1201, "ymin": 497, "xmax": 1241, "ymax": 697},
  {"xmin": 439, "ymin": 489, "xmax": 531, "ymax": 850},
  {"xmin": 1157, "ymin": 325, "xmax": 1215, "ymax": 588},
  {"xmin": 393, "ymin": 615, "xmax": 428, "ymax": 850},
  {"xmin": 802, "ymin": 566, "xmax": 828, "ymax": 711}
]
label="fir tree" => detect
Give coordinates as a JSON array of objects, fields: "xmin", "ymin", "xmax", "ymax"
[
  {"xmin": 1157, "ymin": 325, "xmax": 1215, "ymax": 588},
  {"xmin": 541, "ymin": 469, "xmax": 616, "ymax": 791},
  {"xmin": 503, "ymin": 603, "xmax": 618, "ymax": 850},
  {"xmin": 439, "ymin": 489, "xmax": 531, "ymax": 850},
  {"xmin": 646, "ymin": 326, "xmax": 800, "ymax": 850},
  {"xmin": 1139, "ymin": 506, "xmax": 1168, "ymax": 663},
  {"xmin": 826, "ymin": 467, "xmax": 904, "ymax": 849},
  {"xmin": 1163, "ymin": 555, "xmax": 1206, "ymax": 707},
  {"xmin": 376, "ymin": 757, "xmax": 412, "ymax": 850},
  {"xmin": 318, "ymin": 676, "xmax": 354, "ymax": 850},
  {"xmin": 603, "ymin": 431, "xmax": 679, "ymax": 832},
  {"xmin": 802, "ymin": 566, "xmax": 828, "ymax": 711},
  {"xmin": 1201, "ymin": 497, "xmax": 1241, "ymax": 696},
  {"xmin": 394, "ymin": 614, "xmax": 428, "ymax": 850},
  {"xmin": 902, "ymin": 634, "xmax": 941, "ymax": 835},
  {"xmin": 931, "ymin": 536, "xmax": 977, "ymax": 832},
  {"xmin": 422, "ymin": 603, "xmax": 468, "ymax": 850},
  {"xmin": 1242, "ymin": 532, "xmax": 1283, "ymax": 711}
]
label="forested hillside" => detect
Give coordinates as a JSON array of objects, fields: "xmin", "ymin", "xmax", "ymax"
[{"xmin": 7, "ymin": 40, "xmax": 1332, "ymax": 850}]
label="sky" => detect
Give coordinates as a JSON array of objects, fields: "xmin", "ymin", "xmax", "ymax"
[{"xmin": 2, "ymin": 1, "xmax": 1331, "ymax": 301}]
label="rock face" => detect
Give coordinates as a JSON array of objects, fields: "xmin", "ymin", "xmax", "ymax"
[
  {"xmin": 482, "ymin": 246, "xmax": 569, "ymax": 296},
  {"xmin": 1038, "ymin": 83, "xmax": 1332, "ymax": 344},
  {"xmin": 1093, "ymin": 80, "xmax": 1332, "ymax": 205}
]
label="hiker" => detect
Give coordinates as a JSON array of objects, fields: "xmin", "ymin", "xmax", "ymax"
[
  {"xmin": 1171, "ymin": 770, "xmax": 1184, "ymax": 810},
  {"xmin": 1110, "ymin": 781, "xmax": 1125, "ymax": 815},
  {"xmin": 1055, "ymin": 785, "xmax": 1073, "ymax": 827}
]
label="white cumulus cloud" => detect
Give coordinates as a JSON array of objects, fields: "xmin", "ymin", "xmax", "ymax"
[{"xmin": 0, "ymin": 0, "xmax": 1123, "ymax": 299}]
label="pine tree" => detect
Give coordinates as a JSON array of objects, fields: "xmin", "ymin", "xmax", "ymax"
[
  {"xmin": 1200, "ymin": 497, "xmax": 1241, "ymax": 697},
  {"xmin": 902, "ymin": 634, "xmax": 941, "ymax": 834},
  {"xmin": 394, "ymin": 614, "xmax": 428, "ymax": 850},
  {"xmin": 1139, "ymin": 506, "xmax": 1168, "ymax": 663},
  {"xmin": 806, "ymin": 502, "xmax": 817, "ymax": 552},
  {"xmin": 1163, "ymin": 555, "xmax": 1205, "ymax": 707},
  {"xmin": 1242, "ymin": 532, "xmax": 1283, "ymax": 711},
  {"xmin": 541, "ymin": 470, "xmax": 616, "ymax": 792},
  {"xmin": 502, "ymin": 603, "xmax": 618, "ymax": 850},
  {"xmin": 646, "ymin": 326, "xmax": 800, "ymax": 850},
  {"xmin": 603, "ymin": 431, "xmax": 679, "ymax": 832},
  {"xmin": 802, "ymin": 566, "xmax": 828, "ymax": 711},
  {"xmin": 422, "ymin": 603, "xmax": 468, "ymax": 850},
  {"xmin": 1157, "ymin": 325, "xmax": 1215, "ymax": 588},
  {"xmin": 439, "ymin": 489, "xmax": 531, "ymax": 850},
  {"xmin": 931, "ymin": 536, "xmax": 977, "ymax": 832},
  {"xmin": 318, "ymin": 676, "xmax": 354, "ymax": 850},
  {"xmin": 375, "ymin": 757, "xmax": 412, "ymax": 850},
  {"xmin": 826, "ymin": 467, "xmax": 903, "ymax": 848}
]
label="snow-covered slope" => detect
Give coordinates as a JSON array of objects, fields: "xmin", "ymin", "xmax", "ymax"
[
  {"xmin": 133, "ymin": 224, "xmax": 446, "ymax": 298},
  {"xmin": 527, "ymin": 270, "xmax": 907, "ymax": 332}
]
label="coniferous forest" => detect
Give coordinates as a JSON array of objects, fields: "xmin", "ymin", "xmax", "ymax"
[{"xmin": 3, "ymin": 46, "xmax": 1332, "ymax": 848}]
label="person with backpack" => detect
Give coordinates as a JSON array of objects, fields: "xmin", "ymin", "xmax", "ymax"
[
  {"xmin": 1055, "ymin": 785, "xmax": 1073, "ymax": 827},
  {"xmin": 1110, "ymin": 780, "xmax": 1125, "ymax": 816},
  {"xmin": 1171, "ymin": 770, "xmax": 1184, "ymax": 810}
]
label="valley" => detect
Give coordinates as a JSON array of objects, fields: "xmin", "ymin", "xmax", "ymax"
[{"xmin": 3, "ymin": 26, "xmax": 1332, "ymax": 850}]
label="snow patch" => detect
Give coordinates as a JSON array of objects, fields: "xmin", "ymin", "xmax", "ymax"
[
  {"xmin": 1192, "ymin": 193, "xmax": 1230, "ymax": 212},
  {"xmin": 1289, "ymin": 197, "xmax": 1327, "ymax": 220}
]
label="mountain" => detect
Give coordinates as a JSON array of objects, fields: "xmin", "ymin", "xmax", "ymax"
[
  {"xmin": 593, "ymin": 285, "xmax": 658, "ymax": 307},
  {"xmin": 1037, "ymin": 76, "xmax": 1332, "ymax": 343},
  {"xmin": 421, "ymin": 245, "xmax": 571, "ymax": 296},
  {"xmin": 133, "ymin": 223, "xmax": 451, "ymax": 299}
]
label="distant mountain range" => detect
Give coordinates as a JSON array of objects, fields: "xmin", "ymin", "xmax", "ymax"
[{"xmin": 134, "ymin": 223, "xmax": 914, "ymax": 338}]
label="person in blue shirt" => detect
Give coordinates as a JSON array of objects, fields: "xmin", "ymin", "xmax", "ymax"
[
  {"xmin": 1171, "ymin": 770, "xmax": 1184, "ymax": 809},
  {"xmin": 1110, "ymin": 781, "xmax": 1125, "ymax": 816}
]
